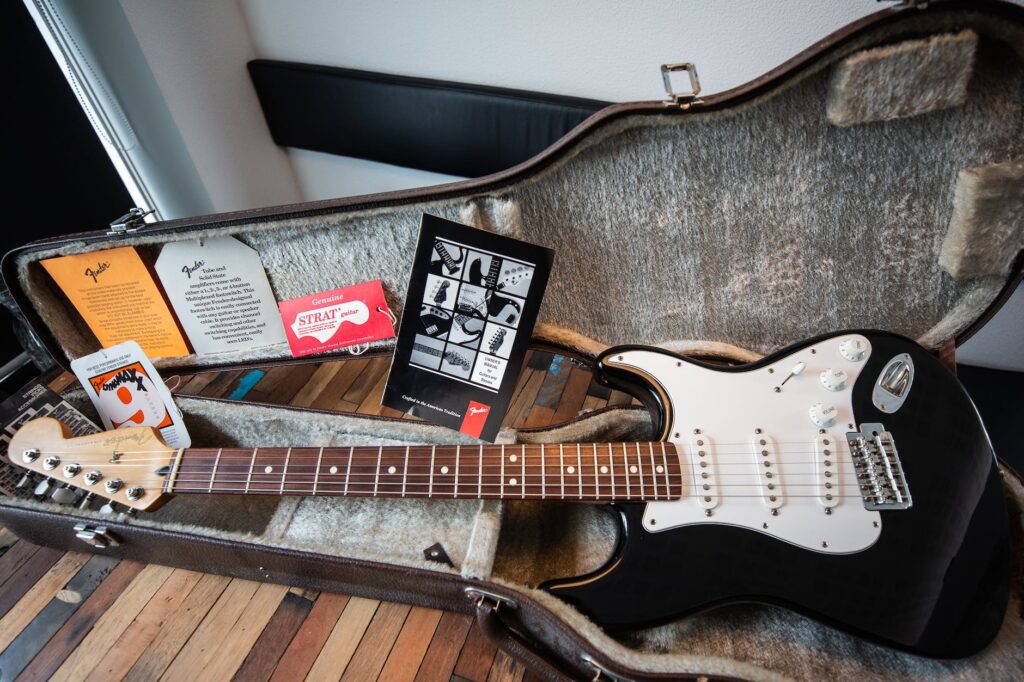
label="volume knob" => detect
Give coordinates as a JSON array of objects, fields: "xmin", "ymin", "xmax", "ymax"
[
  {"xmin": 819, "ymin": 368, "xmax": 849, "ymax": 391},
  {"xmin": 809, "ymin": 403, "xmax": 838, "ymax": 428},
  {"xmin": 839, "ymin": 337, "xmax": 866, "ymax": 362}
]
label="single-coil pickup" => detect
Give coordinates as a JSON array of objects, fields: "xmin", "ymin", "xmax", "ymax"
[
  {"xmin": 814, "ymin": 434, "xmax": 840, "ymax": 509},
  {"xmin": 750, "ymin": 436, "xmax": 783, "ymax": 510},
  {"xmin": 688, "ymin": 434, "xmax": 719, "ymax": 510}
]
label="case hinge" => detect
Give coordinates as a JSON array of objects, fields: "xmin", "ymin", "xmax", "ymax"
[
  {"xmin": 581, "ymin": 653, "xmax": 636, "ymax": 682},
  {"xmin": 73, "ymin": 523, "xmax": 121, "ymax": 549},
  {"xmin": 107, "ymin": 207, "xmax": 154, "ymax": 236},
  {"xmin": 661, "ymin": 63, "xmax": 703, "ymax": 109},
  {"xmin": 464, "ymin": 587, "xmax": 517, "ymax": 611}
]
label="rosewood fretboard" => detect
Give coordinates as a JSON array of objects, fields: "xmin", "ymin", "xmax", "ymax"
[{"xmin": 163, "ymin": 442, "xmax": 683, "ymax": 502}]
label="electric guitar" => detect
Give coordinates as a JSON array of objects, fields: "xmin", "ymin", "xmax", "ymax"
[{"xmin": 6, "ymin": 331, "xmax": 1009, "ymax": 658}]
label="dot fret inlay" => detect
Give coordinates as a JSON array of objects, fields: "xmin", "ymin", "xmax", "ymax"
[
  {"xmin": 264, "ymin": 466, "xmax": 273, "ymax": 474},
  {"xmin": 329, "ymin": 466, "xmax": 338, "ymax": 474}
]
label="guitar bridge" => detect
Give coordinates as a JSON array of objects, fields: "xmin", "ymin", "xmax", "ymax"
[{"xmin": 847, "ymin": 423, "xmax": 912, "ymax": 510}]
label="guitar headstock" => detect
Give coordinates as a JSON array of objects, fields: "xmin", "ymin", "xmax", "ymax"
[{"xmin": 7, "ymin": 417, "xmax": 174, "ymax": 512}]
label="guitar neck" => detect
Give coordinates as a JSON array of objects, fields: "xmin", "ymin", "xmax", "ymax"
[{"xmin": 164, "ymin": 442, "xmax": 683, "ymax": 502}]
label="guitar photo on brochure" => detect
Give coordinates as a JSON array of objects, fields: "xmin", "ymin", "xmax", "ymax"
[{"xmin": 383, "ymin": 214, "xmax": 554, "ymax": 441}]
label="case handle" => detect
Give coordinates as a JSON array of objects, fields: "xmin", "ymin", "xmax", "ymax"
[{"xmin": 469, "ymin": 588, "xmax": 575, "ymax": 681}]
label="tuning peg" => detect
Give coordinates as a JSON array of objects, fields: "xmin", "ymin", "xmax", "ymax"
[
  {"xmin": 77, "ymin": 492, "xmax": 97, "ymax": 510},
  {"xmin": 33, "ymin": 477, "xmax": 54, "ymax": 499},
  {"xmin": 50, "ymin": 485, "xmax": 79, "ymax": 505},
  {"xmin": 99, "ymin": 501, "xmax": 122, "ymax": 515},
  {"xmin": 15, "ymin": 471, "xmax": 36, "ymax": 490}
]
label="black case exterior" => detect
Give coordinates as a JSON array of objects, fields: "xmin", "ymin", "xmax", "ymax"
[{"xmin": 3, "ymin": 2, "xmax": 1024, "ymax": 679}]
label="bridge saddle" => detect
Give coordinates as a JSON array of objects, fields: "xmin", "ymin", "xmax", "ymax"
[{"xmin": 848, "ymin": 423, "xmax": 912, "ymax": 510}]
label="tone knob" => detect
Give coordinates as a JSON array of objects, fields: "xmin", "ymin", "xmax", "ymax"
[
  {"xmin": 819, "ymin": 368, "xmax": 849, "ymax": 391},
  {"xmin": 809, "ymin": 403, "xmax": 838, "ymax": 428},
  {"xmin": 839, "ymin": 337, "xmax": 866, "ymax": 362}
]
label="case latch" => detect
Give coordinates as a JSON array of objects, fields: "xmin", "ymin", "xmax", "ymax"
[
  {"xmin": 661, "ymin": 63, "xmax": 702, "ymax": 109},
  {"xmin": 73, "ymin": 523, "xmax": 121, "ymax": 548},
  {"xmin": 107, "ymin": 207, "xmax": 154, "ymax": 236}
]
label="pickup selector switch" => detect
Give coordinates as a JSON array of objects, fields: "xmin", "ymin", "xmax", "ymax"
[
  {"xmin": 819, "ymin": 368, "xmax": 848, "ymax": 391},
  {"xmin": 839, "ymin": 337, "xmax": 866, "ymax": 362},
  {"xmin": 809, "ymin": 403, "xmax": 838, "ymax": 428}
]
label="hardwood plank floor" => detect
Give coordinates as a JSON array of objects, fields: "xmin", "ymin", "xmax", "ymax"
[{"xmin": 1, "ymin": 349, "xmax": 625, "ymax": 680}]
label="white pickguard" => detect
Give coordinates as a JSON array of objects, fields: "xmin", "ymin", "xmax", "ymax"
[{"xmin": 609, "ymin": 334, "xmax": 881, "ymax": 554}]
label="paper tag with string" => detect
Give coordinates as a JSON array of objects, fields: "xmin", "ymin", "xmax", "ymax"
[
  {"xmin": 278, "ymin": 280, "xmax": 396, "ymax": 358},
  {"xmin": 70, "ymin": 340, "xmax": 190, "ymax": 448}
]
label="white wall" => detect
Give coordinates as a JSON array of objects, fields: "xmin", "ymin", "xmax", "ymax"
[{"xmin": 238, "ymin": 0, "xmax": 886, "ymax": 201}]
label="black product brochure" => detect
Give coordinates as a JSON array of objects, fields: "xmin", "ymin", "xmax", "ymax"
[{"xmin": 383, "ymin": 214, "xmax": 554, "ymax": 441}]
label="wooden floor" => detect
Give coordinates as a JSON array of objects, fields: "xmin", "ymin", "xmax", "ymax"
[{"xmin": 0, "ymin": 350, "xmax": 638, "ymax": 681}]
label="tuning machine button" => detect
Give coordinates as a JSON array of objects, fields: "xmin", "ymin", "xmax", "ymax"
[
  {"xmin": 51, "ymin": 486, "xmax": 79, "ymax": 505},
  {"xmin": 33, "ymin": 477, "xmax": 54, "ymax": 499},
  {"xmin": 839, "ymin": 337, "xmax": 866, "ymax": 362},
  {"xmin": 809, "ymin": 403, "xmax": 838, "ymax": 428},
  {"xmin": 819, "ymin": 368, "xmax": 849, "ymax": 391}
]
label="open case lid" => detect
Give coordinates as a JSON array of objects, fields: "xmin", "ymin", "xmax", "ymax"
[{"xmin": 2, "ymin": 0, "xmax": 1022, "ymax": 373}]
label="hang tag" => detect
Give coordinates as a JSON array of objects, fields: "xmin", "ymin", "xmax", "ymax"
[
  {"xmin": 278, "ymin": 280, "xmax": 395, "ymax": 357},
  {"xmin": 70, "ymin": 341, "xmax": 190, "ymax": 448},
  {"xmin": 154, "ymin": 237, "xmax": 288, "ymax": 354},
  {"xmin": 40, "ymin": 246, "xmax": 189, "ymax": 358}
]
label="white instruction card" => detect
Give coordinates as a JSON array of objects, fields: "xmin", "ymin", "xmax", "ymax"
[{"xmin": 155, "ymin": 237, "xmax": 287, "ymax": 354}]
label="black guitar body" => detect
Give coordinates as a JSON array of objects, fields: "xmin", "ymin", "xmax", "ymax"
[{"xmin": 541, "ymin": 332, "xmax": 1010, "ymax": 658}]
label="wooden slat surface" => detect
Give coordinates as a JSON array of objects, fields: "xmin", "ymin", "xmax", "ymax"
[{"xmin": 0, "ymin": 349, "xmax": 629, "ymax": 680}]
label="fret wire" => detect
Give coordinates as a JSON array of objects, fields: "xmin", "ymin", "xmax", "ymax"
[
  {"xmin": 520, "ymin": 444, "xmax": 526, "ymax": 500},
  {"xmin": 344, "ymin": 446, "xmax": 353, "ymax": 496},
  {"xmin": 374, "ymin": 446, "xmax": 382, "ymax": 497},
  {"xmin": 636, "ymin": 442, "xmax": 645, "ymax": 499},
  {"xmin": 478, "ymin": 444, "xmax": 483, "ymax": 498},
  {"xmin": 660, "ymin": 442, "xmax": 671, "ymax": 494},
  {"xmin": 402, "ymin": 446, "xmax": 409, "ymax": 498},
  {"xmin": 576, "ymin": 444, "xmax": 583, "ymax": 499},
  {"xmin": 245, "ymin": 448, "xmax": 257, "ymax": 493},
  {"xmin": 455, "ymin": 445, "xmax": 460, "ymax": 499},
  {"xmin": 314, "ymin": 447, "xmax": 323, "ymax": 496},
  {"xmin": 649, "ymin": 442, "xmax": 658, "ymax": 500},
  {"xmin": 541, "ymin": 444, "xmax": 546, "ymax": 499},
  {"xmin": 429, "ymin": 445, "xmax": 436, "ymax": 497},
  {"xmin": 592, "ymin": 443, "xmax": 599, "ymax": 500},
  {"xmin": 500, "ymin": 444, "xmax": 505, "ymax": 499},
  {"xmin": 559, "ymin": 444, "xmax": 565, "ymax": 500},
  {"xmin": 608, "ymin": 443, "xmax": 615, "ymax": 499},
  {"xmin": 209, "ymin": 448, "xmax": 222, "ymax": 493},
  {"xmin": 281, "ymin": 447, "xmax": 291, "ymax": 495},
  {"xmin": 622, "ymin": 443, "xmax": 630, "ymax": 499}
]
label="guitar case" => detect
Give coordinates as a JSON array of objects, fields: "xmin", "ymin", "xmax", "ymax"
[{"xmin": 2, "ymin": 1, "xmax": 1023, "ymax": 678}]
